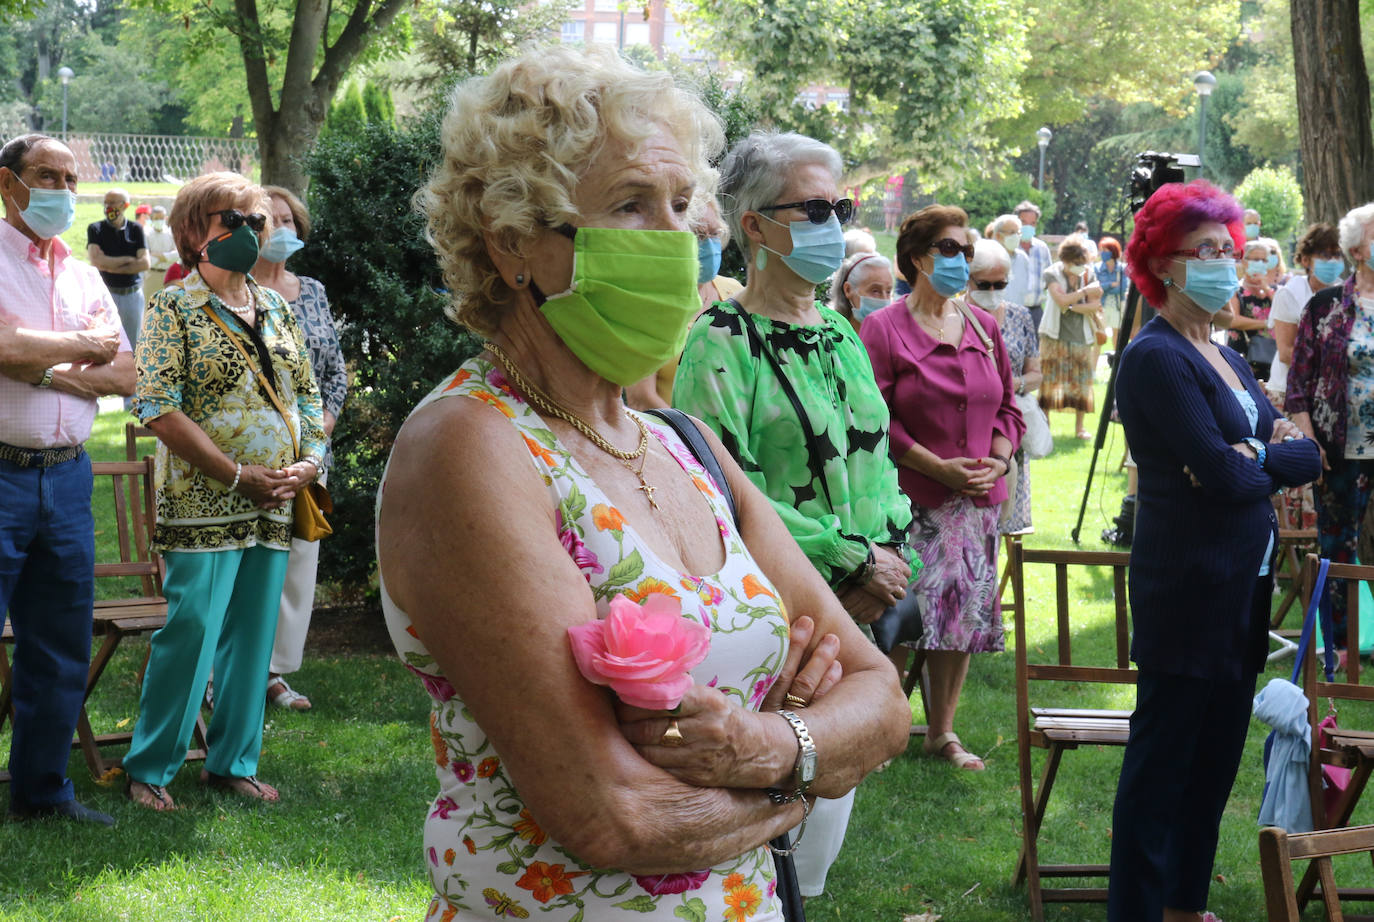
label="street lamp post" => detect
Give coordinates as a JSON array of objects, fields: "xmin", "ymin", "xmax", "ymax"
[
  {"xmin": 1036, "ymin": 126, "xmax": 1052, "ymax": 191},
  {"xmin": 1193, "ymin": 70, "xmax": 1216, "ymax": 178},
  {"xmin": 58, "ymin": 66, "xmax": 74, "ymax": 138}
]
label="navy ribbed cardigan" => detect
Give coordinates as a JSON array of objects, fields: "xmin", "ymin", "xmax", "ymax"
[{"xmin": 1117, "ymin": 317, "xmax": 1322, "ymax": 680}]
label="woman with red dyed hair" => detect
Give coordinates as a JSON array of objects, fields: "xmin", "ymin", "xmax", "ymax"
[{"xmin": 1107, "ymin": 181, "xmax": 1321, "ymax": 922}]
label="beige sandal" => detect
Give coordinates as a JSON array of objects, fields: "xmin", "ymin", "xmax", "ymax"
[
  {"xmin": 924, "ymin": 731, "xmax": 985, "ymax": 771},
  {"xmin": 126, "ymin": 778, "xmax": 177, "ymax": 811}
]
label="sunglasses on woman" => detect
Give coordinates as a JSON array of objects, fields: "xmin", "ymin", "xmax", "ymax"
[
  {"xmin": 931, "ymin": 238, "xmax": 975, "ymax": 260},
  {"xmin": 758, "ymin": 198, "xmax": 854, "ymax": 225},
  {"xmin": 973, "ymin": 279, "xmax": 1008, "ymax": 290},
  {"xmin": 212, "ymin": 209, "xmax": 268, "ymax": 233}
]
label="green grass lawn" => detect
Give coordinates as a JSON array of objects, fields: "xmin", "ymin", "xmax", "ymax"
[{"xmin": 0, "ymin": 370, "xmax": 1361, "ymax": 921}]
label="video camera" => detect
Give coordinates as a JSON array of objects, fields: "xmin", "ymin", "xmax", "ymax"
[{"xmin": 1128, "ymin": 151, "xmax": 1202, "ymax": 214}]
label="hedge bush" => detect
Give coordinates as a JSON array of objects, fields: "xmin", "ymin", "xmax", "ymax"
[{"xmin": 1233, "ymin": 165, "xmax": 1305, "ymax": 248}]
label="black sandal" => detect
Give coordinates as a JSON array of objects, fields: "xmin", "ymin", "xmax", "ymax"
[{"xmin": 125, "ymin": 778, "xmax": 176, "ymax": 811}]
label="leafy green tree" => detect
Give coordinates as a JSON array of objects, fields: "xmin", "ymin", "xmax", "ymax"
[
  {"xmin": 679, "ymin": 0, "xmax": 1027, "ymax": 182},
  {"xmin": 29, "ymin": 28, "xmax": 178, "ymax": 135},
  {"xmin": 362, "ymin": 80, "xmax": 394, "ymax": 124},
  {"xmin": 321, "ymin": 83, "xmax": 366, "ymax": 139},
  {"xmin": 1233, "ymin": 165, "xmax": 1305, "ymax": 243}
]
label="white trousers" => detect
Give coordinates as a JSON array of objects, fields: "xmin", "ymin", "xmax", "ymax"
[
  {"xmin": 788, "ymin": 788, "xmax": 855, "ymax": 897},
  {"xmin": 270, "ymin": 470, "xmax": 324, "ymax": 675}
]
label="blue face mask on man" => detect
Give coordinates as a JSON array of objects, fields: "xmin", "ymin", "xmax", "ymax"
[
  {"xmin": 15, "ymin": 177, "xmax": 77, "ymax": 239},
  {"xmin": 927, "ymin": 254, "xmax": 970, "ymax": 298},
  {"xmin": 1312, "ymin": 257, "xmax": 1345, "ymax": 286},
  {"xmin": 1178, "ymin": 258, "xmax": 1241, "ymax": 314},
  {"xmin": 1244, "ymin": 223, "xmax": 1260, "ymax": 240},
  {"xmin": 697, "ymin": 236, "xmax": 722, "ymax": 284},
  {"xmin": 757, "ymin": 213, "xmax": 846, "ymax": 284},
  {"xmin": 1020, "ymin": 224, "xmax": 1035, "ymax": 241}
]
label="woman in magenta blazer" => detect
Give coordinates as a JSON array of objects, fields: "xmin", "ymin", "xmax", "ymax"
[{"xmin": 860, "ymin": 204, "xmax": 1024, "ymax": 771}]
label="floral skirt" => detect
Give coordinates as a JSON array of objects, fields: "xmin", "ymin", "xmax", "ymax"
[
  {"xmin": 1039, "ymin": 334, "xmax": 1096, "ymax": 413},
  {"xmin": 909, "ymin": 494, "xmax": 1003, "ymax": 653}
]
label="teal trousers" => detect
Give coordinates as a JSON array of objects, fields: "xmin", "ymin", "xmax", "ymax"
[{"xmin": 123, "ymin": 545, "xmax": 288, "ymax": 785}]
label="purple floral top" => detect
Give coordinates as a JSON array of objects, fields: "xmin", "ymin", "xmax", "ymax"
[{"xmin": 1286, "ymin": 276, "xmax": 1360, "ymax": 453}]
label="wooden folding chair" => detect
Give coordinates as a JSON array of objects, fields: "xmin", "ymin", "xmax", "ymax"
[
  {"xmin": 1010, "ymin": 544, "xmax": 1134, "ymax": 921},
  {"xmin": 0, "ymin": 458, "xmax": 206, "ymax": 782},
  {"xmin": 125, "ymin": 420, "xmax": 156, "ymax": 462},
  {"xmin": 1298, "ymin": 554, "xmax": 1374, "ymax": 909},
  {"xmin": 1261, "ymin": 823, "xmax": 1374, "ymax": 921},
  {"xmin": 1271, "ymin": 495, "xmax": 1320, "ymax": 636}
]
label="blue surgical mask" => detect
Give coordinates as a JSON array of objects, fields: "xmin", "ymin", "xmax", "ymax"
[
  {"xmin": 927, "ymin": 254, "xmax": 970, "ymax": 298},
  {"xmin": 856, "ymin": 296, "xmax": 888, "ymax": 320},
  {"xmin": 259, "ymin": 226, "xmax": 305, "ymax": 264},
  {"xmin": 758, "ymin": 214, "xmax": 846, "ymax": 284},
  {"xmin": 1266, "ymin": 253, "xmax": 1279, "ymax": 270},
  {"xmin": 16, "ymin": 177, "xmax": 76, "ymax": 239},
  {"xmin": 1312, "ymin": 257, "xmax": 1345, "ymax": 286},
  {"xmin": 1244, "ymin": 223, "xmax": 1260, "ymax": 240},
  {"xmin": 1246, "ymin": 259, "xmax": 1268, "ymax": 276},
  {"xmin": 1020, "ymin": 225, "xmax": 1035, "ymax": 241},
  {"xmin": 697, "ymin": 236, "xmax": 722, "ymax": 284},
  {"xmin": 1179, "ymin": 257, "xmax": 1240, "ymax": 314}
]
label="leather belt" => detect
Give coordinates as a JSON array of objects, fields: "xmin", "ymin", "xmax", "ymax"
[{"xmin": 0, "ymin": 441, "xmax": 84, "ymax": 468}]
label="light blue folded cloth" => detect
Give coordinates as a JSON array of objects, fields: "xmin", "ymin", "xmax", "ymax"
[{"xmin": 1254, "ymin": 677, "xmax": 1313, "ymax": 832}]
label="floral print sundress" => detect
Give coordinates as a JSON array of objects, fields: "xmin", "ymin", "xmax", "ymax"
[{"xmin": 378, "ymin": 357, "xmax": 789, "ymax": 922}]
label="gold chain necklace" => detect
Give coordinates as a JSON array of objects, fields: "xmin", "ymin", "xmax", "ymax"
[{"xmin": 485, "ymin": 342, "xmax": 659, "ymax": 509}]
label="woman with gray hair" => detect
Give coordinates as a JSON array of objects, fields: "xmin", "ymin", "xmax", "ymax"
[
  {"xmin": 966, "ymin": 238, "xmax": 1041, "ymax": 533},
  {"xmin": 674, "ymin": 129, "xmax": 917, "ymax": 901},
  {"xmin": 378, "ymin": 51, "xmax": 909, "ymax": 921},
  {"xmin": 829, "ymin": 251, "xmax": 894, "ymax": 330},
  {"xmin": 1287, "ymin": 201, "xmax": 1374, "ymax": 650}
]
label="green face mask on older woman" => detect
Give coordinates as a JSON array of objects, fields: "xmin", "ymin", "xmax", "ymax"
[{"xmin": 532, "ymin": 225, "xmax": 700, "ymax": 387}]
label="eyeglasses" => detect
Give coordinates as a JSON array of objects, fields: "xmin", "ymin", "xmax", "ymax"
[
  {"xmin": 973, "ymin": 279, "xmax": 1008, "ymax": 290},
  {"xmin": 758, "ymin": 198, "xmax": 854, "ymax": 225},
  {"xmin": 930, "ymin": 238, "xmax": 975, "ymax": 260},
  {"xmin": 212, "ymin": 209, "xmax": 267, "ymax": 233},
  {"xmin": 1170, "ymin": 241, "xmax": 1235, "ymax": 261}
]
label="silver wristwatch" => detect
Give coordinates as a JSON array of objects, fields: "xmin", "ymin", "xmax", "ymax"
[
  {"xmin": 767, "ymin": 709, "xmax": 817, "ymax": 804},
  {"xmin": 36, "ymin": 367, "xmax": 54, "ymax": 389}
]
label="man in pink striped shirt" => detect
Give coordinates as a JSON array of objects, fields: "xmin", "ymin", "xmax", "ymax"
[{"xmin": 0, "ymin": 133, "xmax": 133, "ymax": 827}]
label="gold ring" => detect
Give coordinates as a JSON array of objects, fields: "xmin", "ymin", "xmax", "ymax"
[
  {"xmin": 661, "ymin": 719, "xmax": 685, "ymax": 747},
  {"xmin": 784, "ymin": 693, "xmax": 809, "ymax": 709}
]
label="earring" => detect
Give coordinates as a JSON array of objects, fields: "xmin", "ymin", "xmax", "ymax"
[
  {"xmin": 1162, "ymin": 277, "xmax": 1174, "ymax": 288},
  {"xmin": 755, "ymin": 248, "xmax": 767, "ymax": 271},
  {"xmin": 514, "ymin": 273, "xmax": 525, "ymax": 286}
]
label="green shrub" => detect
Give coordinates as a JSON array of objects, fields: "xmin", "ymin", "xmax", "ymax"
[
  {"xmin": 1233, "ymin": 165, "xmax": 1305, "ymax": 246},
  {"xmin": 297, "ymin": 114, "xmax": 481, "ymax": 596},
  {"xmin": 946, "ymin": 173, "xmax": 1055, "ymax": 234}
]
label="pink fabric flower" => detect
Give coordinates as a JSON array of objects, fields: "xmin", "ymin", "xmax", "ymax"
[
  {"xmin": 567, "ymin": 593, "xmax": 711, "ymax": 710},
  {"xmin": 453, "ymin": 761, "xmax": 476, "ymax": 783},
  {"xmin": 633, "ymin": 870, "xmax": 711, "ymax": 895},
  {"xmin": 405, "ymin": 664, "xmax": 457, "ymax": 703},
  {"xmin": 557, "ymin": 511, "xmax": 603, "ymax": 577},
  {"xmin": 430, "ymin": 797, "xmax": 458, "ymax": 819}
]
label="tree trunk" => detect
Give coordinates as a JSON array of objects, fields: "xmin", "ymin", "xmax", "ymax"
[{"xmin": 1292, "ymin": 0, "xmax": 1374, "ymax": 225}]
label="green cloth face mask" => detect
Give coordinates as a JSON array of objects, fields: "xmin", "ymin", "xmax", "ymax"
[{"xmin": 532, "ymin": 225, "xmax": 700, "ymax": 387}]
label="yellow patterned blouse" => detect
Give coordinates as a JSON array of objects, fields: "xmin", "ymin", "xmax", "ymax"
[{"xmin": 133, "ymin": 271, "xmax": 326, "ymax": 553}]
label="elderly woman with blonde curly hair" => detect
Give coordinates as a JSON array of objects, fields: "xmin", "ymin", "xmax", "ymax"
[{"xmin": 377, "ymin": 46, "xmax": 910, "ymax": 922}]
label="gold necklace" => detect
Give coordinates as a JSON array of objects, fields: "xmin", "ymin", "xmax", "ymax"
[
  {"xmin": 915, "ymin": 307, "xmax": 956, "ymax": 340},
  {"xmin": 485, "ymin": 342, "xmax": 659, "ymax": 509}
]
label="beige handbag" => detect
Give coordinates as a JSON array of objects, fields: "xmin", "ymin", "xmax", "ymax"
[{"xmin": 201, "ymin": 304, "xmax": 333, "ymax": 541}]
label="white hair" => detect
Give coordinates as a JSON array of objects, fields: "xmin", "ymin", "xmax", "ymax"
[
  {"xmin": 970, "ymin": 238, "xmax": 1011, "ymax": 276},
  {"xmin": 1339, "ymin": 203, "xmax": 1374, "ymax": 260},
  {"xmin": 844, "ymin": 228, "xmax": 876, "ymax": 257},
  {"xmin": 105, "ymin": 187, "xmax": 130, "ymax": 205},
  {"xmin": 992, "ymin": 213, "xmax": 1020, "ymax": 236},
  {"xmin": 718, "ymin": 131, "xmax": 844, "ymax": 254},
  {"xmin": 828, "ymin": 252, "xmax": 892, "ymax": 310}
]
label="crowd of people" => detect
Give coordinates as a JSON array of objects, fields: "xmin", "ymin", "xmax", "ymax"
[{"xmin": 0, "ymin": 41, "xmax": 1368, "ymax": 922}]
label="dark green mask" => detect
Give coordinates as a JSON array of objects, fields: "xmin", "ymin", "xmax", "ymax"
[{"xmin": 204, "ymin": 224, "xmax": 260, "ymax": 274}]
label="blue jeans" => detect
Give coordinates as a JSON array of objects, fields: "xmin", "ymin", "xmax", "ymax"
[{"xmin": 0, "ymin": 452, "xmax": 94, "ymax": 807}]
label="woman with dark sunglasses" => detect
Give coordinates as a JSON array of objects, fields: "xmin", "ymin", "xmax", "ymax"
[
  {"xmin": 674, "ymin": 130, "xmax": 917, "ymax": 900},
  {"xmin": 1039, "ymin": 235, "xmax": 1102, "ymax": 439},
  {"xmin": 859, "ymin": 204, "xmax": 1024, "ymax": 772},
  {"xmin": 967, "ymin": 238, "xmax": 1041, "ymax": 536},
  {"xmin": 124, "ymin": 172, "xmax": 325, "ymax": 810}
]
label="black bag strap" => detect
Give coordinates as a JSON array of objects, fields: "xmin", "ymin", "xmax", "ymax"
[
  {"xmin": 728, "ymin": 298, "xmax": 834, "ymax": 510},
  {"xmin": 643, "ymin": 407, "xmax": 737, "ymax": 526}
]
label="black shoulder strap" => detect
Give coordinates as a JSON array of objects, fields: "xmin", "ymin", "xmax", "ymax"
[
  {"xmin": 219, "ymin": 293, "xmax": 281, "ymax": 397},
  {"xmin": 644, "ymin": 407, "xmax": 737, "ymax": 526},
  {"xmin": 728, "ymin": 298, "xmax": 835, "ymax": 509}
]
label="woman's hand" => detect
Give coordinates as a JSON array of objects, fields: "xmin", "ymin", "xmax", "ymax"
[
  {"xmin": 1270, "ymin": 418, "xmax": 1303, "ymax": 443},
  {"xmin": 934, "ymin": 456, "xmax": 997, "ymax": 494},
  {"xmin": 838, "ymin": 583, "xmax": 887, "ymax": 624},
  {"xmin": 760, "ymin": 615, "xmax": 842, "ymax": 711},
  {"xmin": 284, "ymin": 459, "xmax": 319, "ymax": 487},
  {"xmin": 235, "ymin": 464, "xmax": 299, "ymax": 509},
  {"xmin": 862, "ymin": 545, "xmax": 911, "ymax": 606}
]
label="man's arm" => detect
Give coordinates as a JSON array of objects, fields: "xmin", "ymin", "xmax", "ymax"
[
  {"xmin": 0, "ymin": 312, "xmax": 121, "ymax": 382},
  {"xmin": 50, "ymin": 350, "xmax": 135, "ymax": 398},
  {"xmin": 86, "ymin": 244, "xmax": 147, "ymax": 273}
]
